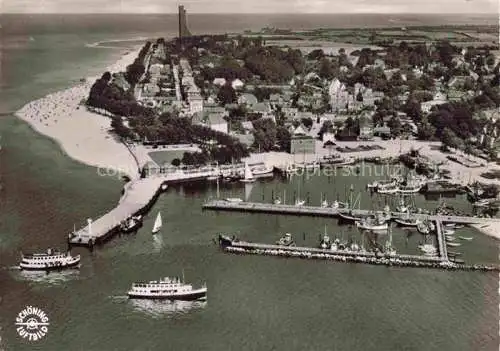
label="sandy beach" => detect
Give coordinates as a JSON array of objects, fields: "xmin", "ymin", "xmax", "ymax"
[{"xmin": 15, "ymin": 48, "xmax": 142, "ymax": 179}]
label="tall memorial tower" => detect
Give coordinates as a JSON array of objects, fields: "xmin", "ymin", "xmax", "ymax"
[{"xmin": 178, "ymin": 5, "xmax": 191, "ymax": 48}]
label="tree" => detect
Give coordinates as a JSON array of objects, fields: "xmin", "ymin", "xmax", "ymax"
[
  {"xmin": 417, "ymin": 117, "xmax": 436, "ymax": 140},
  {"xmin": 356, "ymin": 91, "xmax": 364, "ymax": 102},
  {"xmin": 319, "ymin": 57, "xmax": 334, "ymax": 80},
  {"xmin": 276, "ymin": 126, "xmax": 291, "ymax": 152},
  {"xmin": 441, "ymin": 127, "xmax": 460, "ymax": 149},
  {"xmin": 387, "ymin": 116, "xmax": 402, "ymax": 137},
  {"xmin": 217, "ymin": 83, "xmax": 237, "ymax": 105},
  {"xmin": 171, "ymin": 158, "xmax": 181, "ymax": 167}
]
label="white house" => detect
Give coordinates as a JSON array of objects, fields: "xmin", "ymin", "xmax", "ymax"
[
  {"xmin": 213, "ymin": 78, "xmax": 226, "ymax": 86},
  {"xmin": 231, "ymin": 79, "xmax": 244, "ymax": 90}
]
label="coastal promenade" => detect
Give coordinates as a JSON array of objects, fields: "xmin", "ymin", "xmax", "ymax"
[{"xmin": 202, "ymin": 200, "xmax": 500, "ymax": 225}]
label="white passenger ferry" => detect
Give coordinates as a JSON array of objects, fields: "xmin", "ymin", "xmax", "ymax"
[
  {"xmin": 19, "ymin": 248, "xmax": 80, "ymax": 271},
  {"xmin": 127, "ymin": 277, "xmax": 207, "ymax": 301}
]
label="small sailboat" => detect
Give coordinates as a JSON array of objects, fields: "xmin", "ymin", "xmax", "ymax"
[
  {"xmin": 240, "ymin": 162, "xmax": 255, "ymax": 183},
  {"xmin": 458, "ymin": 236, "xmax": 473, "ymax": 241},
  {"xmin": 152, "ymin": 212, "xmax": 162, "ymax": 234}
]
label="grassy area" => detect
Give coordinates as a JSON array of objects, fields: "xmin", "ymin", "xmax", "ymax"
[{"xmin": 148, "ymin": 150, "xmax": 186, "ymax": 166}]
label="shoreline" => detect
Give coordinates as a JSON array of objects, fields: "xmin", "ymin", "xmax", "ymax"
[{"xmin": 14, "ymin": 48, "xmax": 142, "ymax": 180}]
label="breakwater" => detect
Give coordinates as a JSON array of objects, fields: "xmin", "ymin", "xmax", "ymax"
[{"xmin": 219, "ymin": 241, "xmax": 499, "ymax": 272}]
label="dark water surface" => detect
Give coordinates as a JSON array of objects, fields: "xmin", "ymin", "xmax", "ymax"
[{"xmin": 0, "ymin": 14, "xmax": 498, "ymax": 351}]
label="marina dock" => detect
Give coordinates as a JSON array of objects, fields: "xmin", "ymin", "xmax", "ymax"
[{"xmin": 203, "ymin": 200, "xmax": 500, "ymax": 225}]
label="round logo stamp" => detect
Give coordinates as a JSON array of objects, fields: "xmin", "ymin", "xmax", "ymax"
[{"xmin": 15, "ymin": 306, "xmax": 49, "ymax": 341}]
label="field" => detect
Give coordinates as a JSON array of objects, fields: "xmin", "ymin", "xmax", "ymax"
[{"xmin": 148, "ymin": 150, "xmax": 186, "ymax": 166}]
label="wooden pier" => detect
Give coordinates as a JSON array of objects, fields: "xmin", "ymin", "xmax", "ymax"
[{"xmin": 203, "ymin": 200, "xmax": 500, "ymax": 225}]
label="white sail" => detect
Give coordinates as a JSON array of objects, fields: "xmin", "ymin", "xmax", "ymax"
[
  {"xmin": 240, "ymin": 162, "xmax": 255, "ymax": 183},
  {"xmin": 152, "ymin": 212, "xmax": 162, "ymax": 234}
]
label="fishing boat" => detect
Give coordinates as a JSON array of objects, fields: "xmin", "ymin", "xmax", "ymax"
[
  {"xmin": 394, "ymin": 216, "xmax": 421, "ymax": 227},
  {"xmin": 248, "ymin": 162, "xmax": 274, "ymax": 176},
  {"xmin": 446, "ymin": 242, "xmax": 461, "ymax": 247},
  {"xmin": 295, "ymin": 199, "xmax": 306, "ymax": 206},
  {"xmin": 240, "ymin": 162, "xmax": 255, "ymax": 183},
  {"xmin": 417, "ymin": 221, "xmax": 430, "ymax": 235},
  {"xmin": 367, "ymin": 178, "xmax": 398, "ymax": 190},
  {"xmin": 19, "ymin": 248, "xmax": 80, "ymax": 271},
  {"xmin": 321, "ymin": 156, "xmax": 355, "ymax": 167},
  {"xmin": 377, "ymin": 184, "xmax": 399, "ymax": 194},
  {"xmin": 338, "ymin": 210, "xmax": 361, "ymax": 222},
  {"xmin": 224, "ymin": 197, "xmax": 243, "ymax": 203},
  {"xmin": 319, "ymin": 228, "xmax": 331, "ymax": 249},
  {"xmin": 355, "ymin": 214, "xmax": 388, "ymax": 231},
  {"xmin": 398, "ymin": 183, "xmax": 422, "ymax": 194},
  {"xmin": 321, "ymin": 200, "xmax": 329, "ymax": 208},
  {"xmin": 276, "ymin": 233, "xmax": 295, "ymax": 246},
  {"xmin": 418, "ymin": 244, "xmax": 437, "ymax": 256},
  {"xmin": 458, "ymin": 236, "xmax": 473, "ymax": 241},
  {"xmin": 152, "ymin": 212, "xmax": 162, "ymax": 234},
  {"xmin": 331, "ymin": 200, "xmax": 347, "ymax": 209},
  {"xmin": 120, "ymin": 215, "xmax": 143, "ymax": 234},
  {"xmin": 395, "ymin": 197, "xmax": 409, "ymax": 213},
  {"xmin": 273, "ymin": 197, "xmax": 282, "ymax": 205},
  {"xmin": 446, "ymin": 223, "xmax": 464, "ymax": 229},
  {"xmin": 127, "ymin": 276, "xmax": 207, "ymax": 301}
]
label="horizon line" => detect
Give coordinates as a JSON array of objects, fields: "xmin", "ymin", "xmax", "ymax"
[{"xmin": 0, "ymin": 12, "xmax": 498, "ymax": 15}]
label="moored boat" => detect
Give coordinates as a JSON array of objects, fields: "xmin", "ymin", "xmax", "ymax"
[
  {"xmin": 355, "ymin": 215, "xmax": 388, "ymax": 231},
  {"xmin": 377, "ymin": 184, "xmax": 399, "ymax": 194},
  {"xmin": 458, "ymin": 236, "xmax": 473, "ymax": 241},
  {"xmin": 248, "ymin": 162, "xmax": 274, "ymax": 176},
  {"xmin": 19, "ymin": 248, "xmax": 80, "ymax": 271},
  {"xmin": 224, "ymin": 197, "xmax": 243, "ymax": 203},
  {"xmin": 120, "ymin": 215, "xmax": 143, "ymax": 233},
  {"xmin": 127, "ymin": 276, "xmax": 207, "ymax": 301},
  {"xmin": 394, "ymin": 217, "xmax": 420, "ymax": 227},
  {"xmin": 240, "ymin": 162, "xmax": 255, "ymax": 183},
  {"xmin": 276, "ymin": 233, "xmax": 295, "ymax": 246},
  {"xmin": 446, "ymin": 242, "xmax": 461, "ymax": 247}
]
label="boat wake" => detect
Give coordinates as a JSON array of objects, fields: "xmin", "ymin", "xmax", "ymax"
[
  {"xmin": 152, "ymin": 234, "xmax": 164, "ymax": 252},
  {"xmin": 129, "ymin": 299, "xmax": 207, "ymax": 318},
  {"xmin": 13, "ymin": 268, "xmax": 80, "ymax": 285}
]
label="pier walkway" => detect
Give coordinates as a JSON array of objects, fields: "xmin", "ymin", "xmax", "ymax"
[
  {"xmin": 69, "ymin": 166, "xmax": 224, "ymax": 247},
  {"xmin": 203, "ymin": 200, "xmax": 500, "ymax": 225},
  {"xmin": 435, "ymin": 220, "xmax": 448, "ymax": 262}
]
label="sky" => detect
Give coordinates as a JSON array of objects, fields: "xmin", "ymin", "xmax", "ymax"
[{"xmin": 1, "ymin": 0, "xmax": 498, "ymax": 14}]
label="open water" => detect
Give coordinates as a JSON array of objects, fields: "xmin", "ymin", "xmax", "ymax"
[{"xmin": 0, "ymin": 14, "xmax": 498, "ymax": 351}]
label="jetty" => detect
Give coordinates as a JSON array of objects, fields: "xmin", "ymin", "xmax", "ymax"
[
  {"xmin": 69, "ymin": 166, "xmax": 224, "ymax": 247},
  {"xmin": 217, "ymin": 236, "xmax": 499, "ymax": 272},
  {"xmin": 435, "ymin": 220, "xmax": 448, "ymax": 261},
  {"xmin": 203, "ymin": 200, "xmax": 500, "ymax": 225}
]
